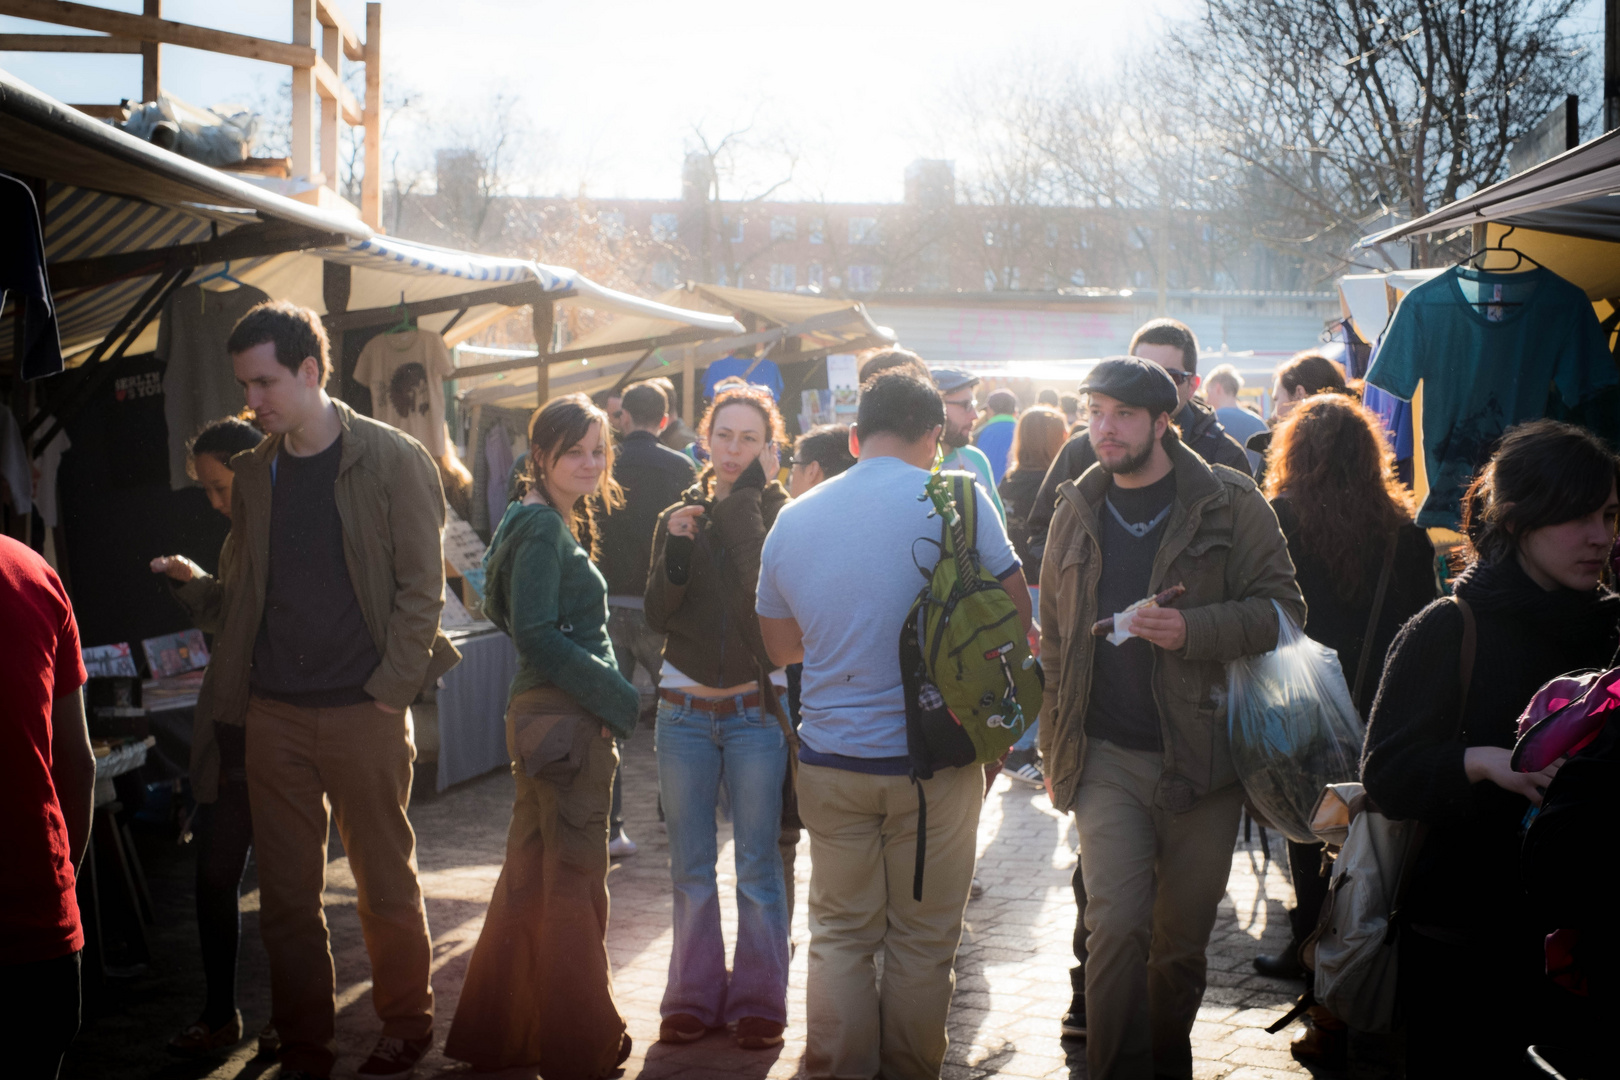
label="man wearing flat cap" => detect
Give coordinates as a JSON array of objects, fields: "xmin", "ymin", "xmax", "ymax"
[{"xmin": 1038, "ymin": 357, "xmax": 1301, "ymax": 1080}]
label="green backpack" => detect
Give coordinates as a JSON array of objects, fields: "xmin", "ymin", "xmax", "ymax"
[{"xmin": 899, "ymin": 470, "xmax": 1043, "ymax": 898}]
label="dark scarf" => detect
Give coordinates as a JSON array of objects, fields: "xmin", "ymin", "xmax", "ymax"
[{"xmin": 1453, "ymin": 556, "xmax": 1620, "ymax": 653}]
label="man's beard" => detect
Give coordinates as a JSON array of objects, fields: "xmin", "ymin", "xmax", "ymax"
[
  {"xmin": 1097, "ymin": 435, "xmax": 1156, "ymax": 477},
  {"xmin": 943, "ymin": 425, "xmax": 971, "ymax": 449}
]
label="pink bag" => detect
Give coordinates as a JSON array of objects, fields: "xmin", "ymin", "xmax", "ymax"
[{"xmin": 1511, "ymin": 667, "xmax": 1620, "ymax": 773}]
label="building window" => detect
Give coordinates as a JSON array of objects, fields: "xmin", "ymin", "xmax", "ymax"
[
  {"xmin": 651, "ymin": 259, "xmax": 680, "ymax": 289},
  {"xmin": 983, "ymin": 268, "xmax": 998, "ymax": 290},
  {"xmin": 723, "ymin": 215, "xmax": 744, "ymax": 243},
  {"xmin": 1077, "ymin": 226, "xmax": 1090, "ymax": 249},
  {"xmin": 769, "ymin": 263, "xmax": 797, "ymax": 291},
  {"xmin": 1045, "ymin": 224, "xmax": 1060, "ymax": 248},
  {"xmin": 848, "ymin": 217, "xmax": 878, "ymax": 245},
  {"xmin": 808, "ymin": 218, "xmax": 824, "ymax": 244},
  {"xmin": 1069, "ymin": 268, "xmax": 1087, "ymax": 286},
  {"xmin": 807, "ymin": 262, "xmax": 824, "ymax": 288},
  {"xmin": 1133, "ymin": 269, "xmax": 1150, "ymax": 287},
  {"xmin": 599, "ymin": 211, "xmax": 625, "ymax": 239},
  {"xmin": 1128, "ymin": 228, "xmax": 1147, "ymax": 250},
  {"xmin": 771, "ymin": 215, "xmax": 796, "ymax": 240},
  {"xmin": 650, "ymin": 213, "xmax": 679, "ymax": 242},
  {"xmin": 984, "ymin": 229, "xmax": 996, "ymax": 247},
  {"xmin": 848, "ymin": 264, "xmax": 881, "ymax": 292}
]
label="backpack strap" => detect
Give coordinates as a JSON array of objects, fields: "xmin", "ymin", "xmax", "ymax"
[{"xmin": 1351, "ymin": 530, "xmax": 1399, "ymax": 710}]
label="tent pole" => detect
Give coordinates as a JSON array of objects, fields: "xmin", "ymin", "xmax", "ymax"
[{"xmin": 532, "ymin": 298, "xmax": 554, "ymax": 407}]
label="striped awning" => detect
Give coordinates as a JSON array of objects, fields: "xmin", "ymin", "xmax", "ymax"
[{"xmin": 0, "ymin": 67, "xmax": 741, "ymax": 372}]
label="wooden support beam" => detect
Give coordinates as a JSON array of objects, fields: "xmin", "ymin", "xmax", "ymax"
[
  {"xmin": 47, "ymin": 222, "xmax": 349, "ymax": 291},
  {"xmin": 0, "ymin": 33, "xmax": 140, "ymax": 51},
  {"xmin": 67, "ymin": 103, "xmax": 129, "ymax": 119},
  {"xmin": 140, "ymin": 0, "xmax": 159, "ymax": 102},
  {"xmin": 449, "ymin": 327, "xmax": 722, "ymax": 380},
  {"xmin": 314, "ymin": 0, "xmax": 362, "ymax": 61},
  {"xmin": 532, "ymin": 303, "xmax": 554, "ymax": 405},
  {"xmin": 312, "ymin": 54, "xmax": 361, "ymax": 126},
  {"xmin": 321, "ymin": 282, "xmax": 565, "ymax": 332},
  {"xmin": 290, "ymin": 0, "xmax": 318, "ymax": 182},
  {"xmin": 319, "ymin": 22, "xmax": 340, "ymax": 186},
  {"xmin": 0, "ymin": 0, "xmax": 314, "ymax": 66},
  {"xmin": 361, "ymin": 2, "xmax": 381, "ymax": 229}
]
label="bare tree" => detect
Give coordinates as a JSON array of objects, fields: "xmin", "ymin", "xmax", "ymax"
[
  {"xmin": 1162, "ymin": 0, "xmax": 1593, "ymax": 275},
  {"xmin": 682, "ymin": 123, "xmax": 798, "ymax": 286}
]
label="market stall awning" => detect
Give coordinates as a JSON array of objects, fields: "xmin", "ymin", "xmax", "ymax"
[
  {"xmin": 0, "ymin": 68, "xmax": 741, "ymax": 372},
  {"xmin": 1359, "ymin": 127, "xmax": 1620, "ymax": 247},
  {"xmin": 455, "ymin": 282, "xmax": 896, "ymax": 408}
]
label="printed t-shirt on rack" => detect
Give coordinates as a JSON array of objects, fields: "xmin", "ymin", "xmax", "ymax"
[
  {"xmin": 1366, "ymin": 265, "xmax": 1615, "ymax": 529},
  {"xmin": 354, "ymin": 329, "xmax": 455, "ymax": 456}
]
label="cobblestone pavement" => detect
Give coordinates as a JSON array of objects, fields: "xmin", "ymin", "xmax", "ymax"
[{"xmin": 63, "ymin": 727, "xmax": 1321, "ymax": 1080}]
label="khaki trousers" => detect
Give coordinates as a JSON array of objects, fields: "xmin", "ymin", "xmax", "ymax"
[
  {"xmin": 243, "ymin": 696, "xmax": 434, "ymax": 1077},
  {"xmin": 797, "ymin": 761, "xmax": 982, "ymax": 1080},
  {"xmin": 1075, "ymin": 739, "xmax": 1244, "ymax": 1080},
  {"xmin": 444, "ymin": 689, "xmax": 625, "ymax": 1076}
]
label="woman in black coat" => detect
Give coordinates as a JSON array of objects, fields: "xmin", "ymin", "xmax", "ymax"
[{"xmin": 1362, "ymin": 420, "xmax": 1620, "ymax": 1079}]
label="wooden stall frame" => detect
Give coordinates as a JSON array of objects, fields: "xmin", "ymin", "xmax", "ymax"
[{"xmin": 0, "ymin": 0, "xmax": 384, "ymax": 226}]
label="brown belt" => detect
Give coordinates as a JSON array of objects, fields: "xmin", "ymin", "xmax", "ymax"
[{"xmin": 659, "ymin": 688, "xmax": 762, "ymax": 713}]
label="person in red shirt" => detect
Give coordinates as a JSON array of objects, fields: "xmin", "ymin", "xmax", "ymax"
[{"xmin": 1, "ymin": 534, "xmax": 97, "ymax": 1080}]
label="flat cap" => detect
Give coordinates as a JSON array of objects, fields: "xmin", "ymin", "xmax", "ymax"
[
  {"xmin": 930, "ymin": 367, "xmax": 981, "ymax": 394},
  {"xmin": 1078, "ymin": 356, "xmax": 1179, "ymax": 416}
]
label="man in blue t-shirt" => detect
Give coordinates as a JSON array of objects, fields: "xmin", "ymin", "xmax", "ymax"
[{"xmin": 757, "ymin": 372, "xmax": 1029, "ymax": 1080}]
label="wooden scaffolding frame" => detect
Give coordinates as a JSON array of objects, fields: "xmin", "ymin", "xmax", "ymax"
[{"xmin": 0, "ymin": 0, "xmax": 385, "ymax": 225}]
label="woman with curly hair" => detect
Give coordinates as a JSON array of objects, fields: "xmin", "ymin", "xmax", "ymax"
[
  {"xmin": 645, "ymin": 382, "xmax": 794, "ymax": 1050},
  {"xmin": 445, "ymin": 394, "xmax": 639, "ymax": 1078},
  {"xmin": 1255, "ymin": 393, "xmax": 1440, "ymax": 1061}
]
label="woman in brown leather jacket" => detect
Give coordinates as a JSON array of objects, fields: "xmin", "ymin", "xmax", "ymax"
[{"xmin": 644, "ymin": 383, "xmax": 793, "ymax": 1051}]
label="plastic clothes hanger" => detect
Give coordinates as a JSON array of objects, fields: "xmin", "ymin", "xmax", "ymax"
[
  {"xmin": 1458, "ymin": 226, "xmax": 1543, "ymax": 307},
  {"xmin": 386, "ymin": 292, "xmax": 416, "ymax": 335},
  {"xmin": 196, "ymin": 259, "xmax": 248, "ymax": 289}
]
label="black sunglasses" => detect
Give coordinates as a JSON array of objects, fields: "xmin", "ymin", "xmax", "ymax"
[{"xmin": 1163, "ymin": 370, "xmax": 1195, "ymax": 385}]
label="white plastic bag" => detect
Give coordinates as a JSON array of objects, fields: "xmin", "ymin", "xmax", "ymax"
[{"xmin": 1226, "ymin": 601, "xmax": 1365, "ymax": 843}]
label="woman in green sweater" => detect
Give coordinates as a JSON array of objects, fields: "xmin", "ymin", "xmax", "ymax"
[{"xmin": 445, "ymin": 394, "xmax": 640, "ymax": 1078}]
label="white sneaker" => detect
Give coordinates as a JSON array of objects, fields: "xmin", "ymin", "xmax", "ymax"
[
  {"xmin": 608, "ymin": 831, "xmax": 638, "ymax": 858},
  {"xmin": 1006, "ymin": 761, "xmax": 1045, "ymax": 788}
]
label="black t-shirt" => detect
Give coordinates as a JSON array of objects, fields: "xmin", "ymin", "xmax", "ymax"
[
  {"xmin": 1084, "ymin": 470, "xmax": 1176, "ymax": 752},
  {"xmin": 250, "ymin": 436, "xmax": 382, "ymax": 706}
]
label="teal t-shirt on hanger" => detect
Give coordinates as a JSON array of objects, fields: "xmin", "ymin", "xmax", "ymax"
[{"xmin": 1367, "ymin": 265, "xmax": 1616, "ymax": 529}]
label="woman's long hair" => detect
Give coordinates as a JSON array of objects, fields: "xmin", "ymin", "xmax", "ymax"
[
  {"xmin": 695, "ymin": 383, "xmax": 787, "ymax": 497},
  {"xmin": 1461, "ymin": 419, "xmax": 1620, "ymax": 567},
  {"xmin": 521, "ymin": 393, "xmax": 624, "ymax": 559},
  {"xmin": 1006, "ymin": 405, "xmax": 1067, "ymax": 475},
  {"xmin": 1264, "ymin": 394, "xmax": 1414, "ymax": 602}
]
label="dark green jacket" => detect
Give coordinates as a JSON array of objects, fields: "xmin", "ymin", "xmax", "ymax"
[
  {"xmin": 1037, "ymin": 438, "xmax": 1304, "ymax": 813},
  {"xmin": 484, "ymin": 500, "xmax": 639, "ymax": 737}
]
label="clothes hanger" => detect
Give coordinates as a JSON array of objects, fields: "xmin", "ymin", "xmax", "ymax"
[
  {"xmin": 196, "ymin": 259, "xmax": 248, "ymax": 289},
  {"xmin": 386, "ymin": 292, "xmax": 416, "ymax": 335},
  {"xmin": 1458, "ymin": 226, "xmax": 1543, "ymax": 307}
]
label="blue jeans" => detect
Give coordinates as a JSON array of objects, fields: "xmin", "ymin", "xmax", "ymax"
[{"xmin": 655, "ymin": 695, "xmax": 790, "ymax": 1026}]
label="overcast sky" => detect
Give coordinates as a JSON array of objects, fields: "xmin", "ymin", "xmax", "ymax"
[{"xmin": 2, "ymin": 0, "xmax": 1195, "ymax": 203}]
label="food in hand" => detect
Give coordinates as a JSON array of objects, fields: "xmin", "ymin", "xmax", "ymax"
[{"xmin": 1091, "ymin": 583, "xmax": 1186, "ymax": 637}]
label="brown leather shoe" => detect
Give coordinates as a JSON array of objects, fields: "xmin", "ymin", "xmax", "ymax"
[
  {"xmin": 1290, "ymin": 1008, "xmax": 1347, "ymax": 1064},
  {"xmin": 167, "ymin": 1012, "xmax": 243, "ymax": 1056},
  {"xmin": 734, "ymin": 1017, "xmax": 785, "ymax": 1050},
  {"xmin": 658, "ymin": 1013, "xmax": 708, "ymax": 1044}
]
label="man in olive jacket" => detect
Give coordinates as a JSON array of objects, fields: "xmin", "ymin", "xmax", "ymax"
[
  {"xmin": 1038, "ymin": 358, "xmax": 1302, "ymax": 1080},
  {"xmin": 200, "ymin": 302, "xmax": 459, "ymax": 1080}
]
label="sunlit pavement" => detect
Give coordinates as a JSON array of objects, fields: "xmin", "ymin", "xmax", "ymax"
[{"xmin": 62, "ymin": 728, "xmax": 1324, "ymax": 1080}]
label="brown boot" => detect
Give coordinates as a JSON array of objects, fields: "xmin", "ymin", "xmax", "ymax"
[{"xmin": 1290, "ymin": 1005, "xmax": 1347, "ymax": 1064}]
